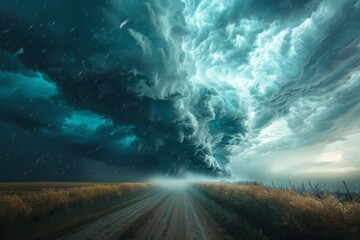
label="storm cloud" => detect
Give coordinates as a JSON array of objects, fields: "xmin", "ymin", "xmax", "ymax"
[
  {"xmin": 0, "ymin": 0, "xmax": 359, "ymax": 182},
  {"xmin": 0, "ymin": 0, "xmax": 246, "ymax": 178}
]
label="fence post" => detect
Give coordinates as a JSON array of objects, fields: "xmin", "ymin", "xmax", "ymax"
[{"xmin": 343, "ymin": 181, "xmax": 353, "ymax": 201}]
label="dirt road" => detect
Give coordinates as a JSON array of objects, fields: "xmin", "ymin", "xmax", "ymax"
[{"xmin": 58, "ymin": 186, "xmax": 231, "ymax": 240}]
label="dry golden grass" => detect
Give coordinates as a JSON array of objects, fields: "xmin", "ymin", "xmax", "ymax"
[
  {"xmin": 0, "ymin": 182, "xmax": 106, "ymax": 194},
  {"xmin": 0, "ymin": 195, "xmax": 31, "ymax": 220},
  {"xmin": 196, "ymin": 183, "xmax": 360, "ymax": 240},
  {"xmin": 0, "ymin": 182, "xmax": 153, "ymax": 222}
]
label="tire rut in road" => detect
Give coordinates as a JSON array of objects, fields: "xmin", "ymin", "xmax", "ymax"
[
  {"xmin": 58, "ymin": 187, "xmax": 233, "ymax": 240},
  {"xmin": 57, "ymin": 190, "xmax": 170, "ymax": 240},
  {"xmin": 126, "ymin": 188, "xmax": 221, "ymax": 240}
]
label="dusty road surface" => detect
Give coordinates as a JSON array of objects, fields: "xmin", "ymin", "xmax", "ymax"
[{"xmin": 58, "ymin": 186, "xmax": 231, "ymax": 240}]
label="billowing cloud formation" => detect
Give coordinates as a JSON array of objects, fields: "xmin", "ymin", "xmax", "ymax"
[
  {"xmin": 1, "ymin": 0, "xmax": 359, "ymax": 181},
  {"xmin": 181, "ymin": 0, "xmax": 360, "ymax": 184},
  {"xmin": 0, "ymin": 0, "xmax": 246, "ymax": 178}
]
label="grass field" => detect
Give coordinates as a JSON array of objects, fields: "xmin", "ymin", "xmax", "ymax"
[
  {"xmin": 2, "ymin": 182, "xmax": 358, "ymax": 240},
  {"xmin": 0, "ymin": 182, "xmax": 102, "ymax": 194},
  {"xmin": 0, "ymin": 182, "xmax": 154, "ymax": 239},
  {"xmin": 196, "ymin": 183, "xmax": 360, "ymax": 240}
]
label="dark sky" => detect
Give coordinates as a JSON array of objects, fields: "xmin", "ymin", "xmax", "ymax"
[{"xmin": 0, "ymin": 0, "xmax": 359, "ymax": 188}]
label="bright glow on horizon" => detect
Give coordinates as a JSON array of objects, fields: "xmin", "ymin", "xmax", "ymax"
[{"xmin": 149, "ymin": 173, "xmax": 235, "ymax": 187}]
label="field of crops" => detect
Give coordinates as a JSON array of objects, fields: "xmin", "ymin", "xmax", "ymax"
[
  {"xmin": 0, "ymin": 182, "xmax": 154, "ymax": 239},
  {"xmin": 0, "ymin": 182, "xmax": 101, "ymax": 194},
  {"xmin": 196, "ymin": 183, "xmax": 360, "ymax": 240}
]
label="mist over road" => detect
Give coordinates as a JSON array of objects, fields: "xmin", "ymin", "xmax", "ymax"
[{"xmin": 58, "ymin": 186, "xmax": 230, "ymax": 240}]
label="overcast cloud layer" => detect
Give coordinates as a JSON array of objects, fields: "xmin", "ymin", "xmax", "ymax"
[{"xmin": 0, "ymin": 0, "xmax": 359, "ymax": 186}]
